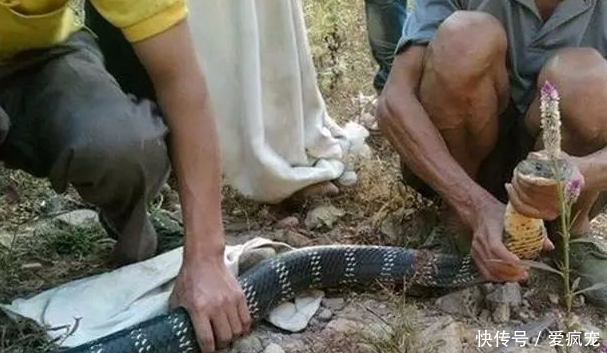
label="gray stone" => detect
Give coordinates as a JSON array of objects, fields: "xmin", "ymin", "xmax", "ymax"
[
  {"xmin": 337, "ymin": 171, "xmax": 358, "ymax": 187},
  {"xmin": 436, "ymin": 287, "xmax": 483, "ymax": 317},
  {"xmin": 55, "ymin": 209, "xmax": 98, "ymax": 227},
  {"xmin": 232, "ymin": 335, "xmax": 263, "ymax": 353},
  {"xmin": 273, "ymin": 230, "xmax": 310, "ymax": 247},
  {"xmin": 316, "ymin": 308, "xmax": 333, "ymax": 322},
  {"xmin": 322, "ymin": 297, "xmax": 346, "ymax": 311},
  {"xmin": 325, "ymin": 318, "xmax": 361, "ymax": 334},
  {"xmin": 486, "ymin": 283, "xmax": 522, "ymax": 307},
  {"xmin": 548, "ymin": 293, "xmax": 560, "ymax": 305},
  {"xmin": 0, "ymin": 231, "xmax": 15, "ymax": 249},
  {"xmin": 492, "ymin": 303, "xmax": 511, "ymax": 323},
  {"xmin": 152, "ymin": 209, "xmax": 182, "ymax": 235},
  {"xmin": 480, "ymin": 309, "xmax": 491, "ymax": 323},
  {"xmin": 263, "ymin": 343, "xmax": 284, "ymax": 353},
  {"xmin": 281, "ymin": 339, "xmax": 305, "ymax": 352},
  {"xmin": 169, "ymin": 206, "xmax": 183, "ymax": 224},
  {"xmin": 304, "ymin": 205, "xmax": 345, "ymax": 230},
  {"xmin": 365, "ymin": 322, "xmax": 394, "ymax": 341},
  {"xmin": 38, "ymin": 195, "xmax": 77, "ymax": 216},
  {"xmin": 276, "ymin": 216, "xmax": 299, "ymax": 229},
  {"xmin": 416, "ymin": 320, "xmax": 463, "ymax": 353}
]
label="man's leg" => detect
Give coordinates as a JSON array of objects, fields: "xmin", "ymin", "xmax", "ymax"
[
  {"xmin": 0, "ymin": 31, "xmax": 170, "ymax": 265},
  {"xmin": 418, "ymin": 11, "xmax": 510, "ymax": 186},
  {"xmin": 526, "ymin": 48, "xmax": 607, "ymax": 233},
  {"xmin": 364, "ymin": 0, "xmax": 407, "ymax": 92},
  {"xmin": 524, "ymin": 48, "xmax": 607, "ymax": 308}
]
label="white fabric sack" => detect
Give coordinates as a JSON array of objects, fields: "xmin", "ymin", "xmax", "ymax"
[
  {"xmin": 1, "ymin": 238, "xmax": 324, "ymax": 348},
  {"xmin": 187, "ymin": 0, "xmax": 368, "ymax": 203}
]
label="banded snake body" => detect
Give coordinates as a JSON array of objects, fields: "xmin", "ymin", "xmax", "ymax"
[{"xmin": 59, "ymin": 82, "xmax": 578, "ymax": 353}]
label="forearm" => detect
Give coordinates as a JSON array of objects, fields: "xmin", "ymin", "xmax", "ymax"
[
  {"xmin": 133, "ymin": 21, "xmax": 225, "ymax": 262},
  {"xmin": 378, "ymin": 49, "xmax": 496, "ymax": 226},
  {"xmin": 158, "ymin": 76, "xmax": 225, "ymax": 260}
]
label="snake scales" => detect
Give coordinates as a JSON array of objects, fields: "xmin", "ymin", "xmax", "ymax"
[
  {"xmin": 55, "ymin": 154, "xmax": 575, "ymax": 353},
  {"xmin": 58, "ymin": 81, "xmax": 575, "ymax": 353}
]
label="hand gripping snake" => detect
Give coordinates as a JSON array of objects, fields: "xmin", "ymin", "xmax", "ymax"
[{"xmin": 57, "ymin": 82, "xmax": 579, "ymax": 353}]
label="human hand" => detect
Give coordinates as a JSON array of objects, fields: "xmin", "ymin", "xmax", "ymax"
[
  {"xmin": 170, "ymin": 256, "xmax": 251, "ymax": 352},
  {"xmin": 471, "ymin": 199, "xmax": 529, "ymax": 282},
  {"xmin": 505, "ymin": 152, "xmax": 584, "ymax": 220}
]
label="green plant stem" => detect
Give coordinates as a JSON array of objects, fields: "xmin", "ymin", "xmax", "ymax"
[{"xmin": 553, "ymin": 160, "xmax": 574, "ymax": 346}]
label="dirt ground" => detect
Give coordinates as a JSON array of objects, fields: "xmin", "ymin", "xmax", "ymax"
[{"xmin": 1, "ymin": 1, "xmax": 607, "ymax": 353}]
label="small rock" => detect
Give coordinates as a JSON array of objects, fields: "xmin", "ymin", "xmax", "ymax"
[
  {"xmin": 480, "ymin": 309, "xmax": 491, "ymax": 322},
  {"xmin": 573, "ymin": 294, "xmax": 585, "ymax": 308},
  {"xmin": 514, "ymin": 308, "xmax": 531, "ymax": 321},
  {"xmin": 492, "ymin": 303, "xmax": 510, "ymax": 323},
  {"xmin": 337, "ymin": 171, "xmax": 358, "ymax": 187},
  {"xmin": 365, "ymin": 322, "xmax": 393, "ymax": 341},
  {"xmin": 281, "ymin": 339, "xmax": 305, "ymax": 352},
  {"xmin": 152, "ymin": 209, "xmax": 182, "ymax": 236},
  {"xmin": 238, "ymin": 247, "xmax": 277, "ymax": 273},
  {"xmin": 232, "ymin": 335, "xmax": 263, "ymax": 353},
  {"xmin": 169, "ymin": 207, "xmax": 183, "ymax": 224},
  {"xmin": 548, "ymin": 293, "xmax": 560, "ymax": 305},
  {"xmin": 276, "ymin": 216, "xmax": 299, "ymax": 229},
  {"xmin": 360, "ymin": 112, "xmax": 378, "ymax": 131},
  {"xmin": 481, "ymin": 283, "xmax": 495, "ymax": 295},
  {"xmin": 325, "ymin": 318, "xmax": 361, "ymax": 334},
  {"xmin": 316, "ymin": 308, "xmax": 333, "ymax": 322},
  {"xmin": 55, "ymin": 209, "xmax": 98, "ymax": 227},
  {"xmin": 274, "ymin": 230, "xmax": 309, "ymax": 247},
  {"xmin": 486, "ymin": 283, "xmax": 522, "ymax": 307},
  {"xmin": 304, "ymin": 205, "xmax": 345, "ymax": 230},
  {"xmin": 416, "ymin": 320, "xmax": 463, "ymax": 353},
  {"xmin": 38, "ymin": 195, "xmax": 77, "ymax": 215},
  {"xmin": 0, "ymin": 231, "xmax": 15, "ymax": 249},
  {"xmin": 436, "ymin": 287, "xmax": 483, "ymax": 317},
  {"xmin": 322, "ymin": 297, "xmax": 346, "ymax": 311},
  {"xmin": 263, "ymin": 343, "xmax": 284, "ymax": 353}
]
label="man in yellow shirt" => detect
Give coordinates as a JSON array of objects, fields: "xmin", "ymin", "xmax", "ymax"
[{"xmin": 0, "ymin": 1, "xmax": 249, "ymax": 351}]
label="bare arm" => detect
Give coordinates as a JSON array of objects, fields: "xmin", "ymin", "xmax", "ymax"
[
  {"xmin": 377, "ymin": 45, "xmax": 495, "ymax": 227},
  {"xmin": 133, "ymin": 20, "xmax": 250, "ymax": 352},
  {"xmin": 378, "ymin": 45, "xmax": 527, "ymax": 281}
]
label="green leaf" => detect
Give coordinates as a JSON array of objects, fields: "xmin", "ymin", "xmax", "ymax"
[
  {"xmin": 571, "ymin": 277, "xmax": 581, "ymax": 292},
  {"xmin": 573, "ymin": 282, "xmax": 607, "ymax": 296},
  {"xmin": 516, "ymin": 260, "xmax": 564, "ymax": 277}
]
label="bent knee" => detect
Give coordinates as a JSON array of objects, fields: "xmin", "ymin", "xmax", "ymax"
[
  {"xmin": 431, "ymin": 11, "xmax": 507, "ymax": 72},
  {"xmin": 68, "ymin": 109, "xmax": 169, "ymax": 176},
  {"xmin": 540, "ymin": 48, "xmax": 607, "ymax": 86},
  {"xmin": 539, "ymin": 48, "xmax": 607, "ymax": 152}
]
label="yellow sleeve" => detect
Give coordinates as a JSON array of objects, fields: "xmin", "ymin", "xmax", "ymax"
[{"xmin": 90, "ymin": 0, "xmax": 188, "ymax": 42}]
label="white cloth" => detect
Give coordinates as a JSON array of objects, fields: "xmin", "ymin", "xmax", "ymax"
[
  {"xmin": 1, "ymin": 238, "xmax": 323, "ymax": 348},
  {"xmin": 188, "ymin": 0, "xmax": 368, "ymax": 203}
]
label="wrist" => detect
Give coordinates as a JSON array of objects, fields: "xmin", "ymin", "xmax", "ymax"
[
  {"xmin": 183, "ymin": 228, "xmax": 225, "ymax": 263},
  {"xmin": 451, "ymin": 187, "xmax": 499, "ymax": 229}
]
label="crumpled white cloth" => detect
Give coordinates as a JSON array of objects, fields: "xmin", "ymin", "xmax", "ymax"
[
  {"xmin": 0, "ymin": 238, "xmax": 324, "ymax": 348},
  {"xmin": 188, "ymin": 0, "xmax": 369, "ymax": 203}
]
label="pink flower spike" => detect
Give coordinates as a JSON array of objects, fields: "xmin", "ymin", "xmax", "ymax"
[
  {"xmin": 541, "ymin": 80, "xmax": 559, "ymax": 100},
  {"xmin": 565, "ymin": 178, "xmax": 582, "ymax": 204}
]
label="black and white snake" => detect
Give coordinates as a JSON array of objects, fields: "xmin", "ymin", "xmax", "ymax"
[
  {"xmin": 58, "ymin": 245, "xmax": 479, "ymax": 353},
  {"xmin": 56, "ymin": 151, "xmax": 577, "ymax": 353}
]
